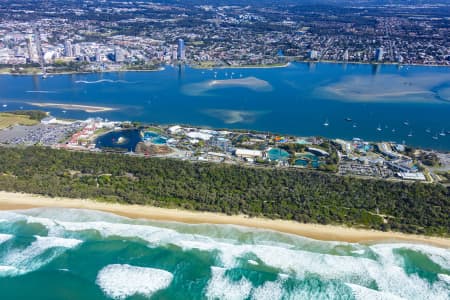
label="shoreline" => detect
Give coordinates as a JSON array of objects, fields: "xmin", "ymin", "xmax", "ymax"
[
  {"xmin": 0, "ymin": 60, "xmax": 448, "ymax": 77},
  {"xmin": 27, "ymin": 102, "xmax": 117, "ymax": 113},
  {"xmin": 0, "ymin": 191, "xmax": 448, "ymax": 248}
]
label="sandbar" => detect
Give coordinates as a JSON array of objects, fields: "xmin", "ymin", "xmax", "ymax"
[
  {"xmin": 27, "ymin": 102, "xmax": 117, "ymax": 113},
  {"xmin": 0, "ymin": 191, "xmax": 448, "ymax": 248}
]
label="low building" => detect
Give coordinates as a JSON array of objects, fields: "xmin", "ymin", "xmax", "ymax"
[
  {"xmin": 397, "ymin": 172, "xmax": 426, "ymax": 181},
  {"xmin": 307, "ymin": 147, "xmax": 329, "ymax": 156},
  {"xmin": 234, "ymin": 148, "xmax": 263, "ymax": 159}
]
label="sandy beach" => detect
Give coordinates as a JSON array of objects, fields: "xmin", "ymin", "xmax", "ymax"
[
  {"xmin": 27, "ymin": 102, "xmax": 117, "ymax": 113},
  {"xmin": 0, "ymin": 191, "xmax": 448, "ymax": 248}
]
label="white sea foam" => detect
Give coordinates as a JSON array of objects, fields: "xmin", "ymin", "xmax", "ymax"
[
  {"xmin": 96, "ymin": 264, "xmax": 173, "ymax": 299},
  {"xmin": 346, "ymin": 283, "xmax": 406, "ymax": 300},
  {"xmin": 0, "ymin": 233, "xmax": 13, "ymax": 245},
  {"xmin": 206, "ymin": 267, "xmax": 253, "ymax": 300},
  {"xmin": 371, "ymin": 243, "xmax": 450, "ymax": 270},
  {"xmin": 251, "ymin": 279, "xmax": 283, "ymax": 300},
  {"xmin": 0, "ymin": 235, "xmax": 82, "ymax": 276},
  {"xmin": 438, "ymin": 274, "xmax": 450, "ymax": 285},
  {"xmin": 75, "ymin": 79, "xmax": 133, "ymax": 84},
  {"xmin": 3, "ymin": 209, "xmax": 450, "ymax": 298}
]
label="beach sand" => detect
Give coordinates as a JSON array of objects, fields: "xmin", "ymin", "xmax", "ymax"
[
  {"xmin": 0, "ymin": 191, "xmax": 448, "ymax": 248},
  {"xmin": 27, "ymin": 102, "xmax": 116, "ymax": 113}
]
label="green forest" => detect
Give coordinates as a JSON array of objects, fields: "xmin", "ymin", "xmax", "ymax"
[{"xmin": 0, "ymin": 146, "xmax": 448, "ymax": 236}]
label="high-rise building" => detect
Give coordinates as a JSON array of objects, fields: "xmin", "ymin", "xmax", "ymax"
[
  {"xmin": 73, "ymin": 44, "xmax": 81, "ymax": 57},
  {"xmin": 343, "ymin": 49, "xmax": 349, "ymax": 61},
  {"xmin": 309, "ymin": 50, "xmax": 318, "ymax": 60},
  {"xmin": 26, "ymin": 35, "xmax": 39, "ymax": 63},
  {"xmin": 95, "ymin": 49, "xmax": 102, "ymax": 62},
  {"xmin": 177, "ymin": 38, "xmax": 185, "ymax": 60},
  {"xmin": 375, "ymin": 47, "xmax": 384, "ymax": 62},
  {"xmin": 114, "ymin": 47, "xmax": 125, "ymax": 62},
  {"xmin": 64, "ymin": 40, "xmax": 73, "ymax": 57}
]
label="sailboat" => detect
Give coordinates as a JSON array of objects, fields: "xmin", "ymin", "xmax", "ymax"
[
  {"xmin": 408, "ymin": 131, "xmax": 413, "ymax": 137},
  {"xmin": 323, "ymin": 119, "xmax": 329, "ymax": 127},
  {"xmin": 376, "ymin": 124, "xmax": 382, "ymax": 131},
  {"xmin": 403, "ymin": 121, "xmax": 409, "ymax": 126},
  {"xmin": 439, "ymin": 130, "xmax": 446, "ymax": 137}
]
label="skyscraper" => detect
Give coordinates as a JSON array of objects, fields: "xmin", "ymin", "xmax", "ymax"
[
  {"xmin": 309, "ymin": 50, "xmax": 318, "ymax": 60},
  {"xmin": 114, "ymin": 47, "xmax": 125, "ymax": 62},
  {"xmin": 26, "ymin": 35, "xmax": 39, "ymax": 63},
  {"xmin": 375, "ymin": 47, "xmax": 384, "ymax": 62},
  {"xmin": 73, "ymin": 44, "xmax": 81, "ymax": 57},
  {"xmin": 177, "ymin": 38, "xmax": 185, "ymax": 60},
  {"xmin": 64, "ymin": 40, "xmax": 73, "ymax": 57},
  {"xmin": 343, "ymin": 49, "xmax": 349, "ymax": 61}
]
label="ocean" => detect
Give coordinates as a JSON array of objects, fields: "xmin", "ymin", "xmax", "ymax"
[
  {"xmin": 0, "ymin": 62, "xmax": 449, "ymax": 150},
  {"xmin": 0, "ymin": 208, "xmax": 448, "ymax": 299}
]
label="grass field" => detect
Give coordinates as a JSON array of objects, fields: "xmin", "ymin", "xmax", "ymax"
[{"xmin": 0, "ymin": 113, "xmax": 39, "ymax": 129}]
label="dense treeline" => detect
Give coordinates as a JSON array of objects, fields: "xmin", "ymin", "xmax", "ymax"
[
  {"xmin": 0, "ymin": 146, "xmax": 448, "ymax": 236},
  {"xmin": 9, "ymin": 110, "xmax": 47, "ymax": 121}
]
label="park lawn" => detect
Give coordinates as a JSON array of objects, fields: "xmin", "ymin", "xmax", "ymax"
[{"xmin": 0, "ymin": 113, "xmax": 39, "ymax": 129}]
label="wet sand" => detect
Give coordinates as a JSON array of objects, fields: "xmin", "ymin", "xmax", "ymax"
[{"xmin": 0, "ymin": 191, "xmax": 448, "ymax": 248}]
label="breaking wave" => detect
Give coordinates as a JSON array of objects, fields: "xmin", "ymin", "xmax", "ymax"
[
  {"xmin": 96, "ymin": 264, "xmax": 173, "ymax": 299},
  {"xmin": 0, "ymin": 208, "xmax": 449, "ymax": 299}
]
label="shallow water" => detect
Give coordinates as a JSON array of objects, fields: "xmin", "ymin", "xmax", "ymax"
[
  {"xmin": 1, "ymin": 62, "xmax": 449, "ymax": 150},
  {"xmin": 0, "ymin": 207, "xmax": 448, "ymax": 299}
]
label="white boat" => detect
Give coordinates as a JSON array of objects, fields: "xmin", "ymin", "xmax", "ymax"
[
  {"xmin": 392, "ymin": 128, "xmax": 396, "ymax": 133},
  {"xmin": 323, "ymin": 119, "xmax": 329, "ymax": 127},
  {"xmin": 425, "ymin": 128, "xmax": 431, "ymax": 133},
  {"xmin": 439, "ymin": 130, "xmax": 446, "ymax": 137},
  {"xmin": 408, "ymin": 131, "xmax": 413, "ymax": 137},
  {"xmin": 403, "ymin": 121, "xmax": 409, "ymax": 126},
  {"xmin": 2, "ymin": 104, "xmax": 7, "ymax": 108},
  {"xmin": 353, "ymin": 124, "xmax": 357, "ymax": 128},
  {"xmin": 432, "ymin": 135, "xmax": 438, "ymax": 140},
  {"xmin": 376, "ymin": 124, "xmax": 382, "ymax": 131}
]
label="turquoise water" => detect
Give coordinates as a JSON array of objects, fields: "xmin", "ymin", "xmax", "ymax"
[
  {"xmin": 0, "ymin": 63, "xmax": 449, "ymax": 150},
  {"xmin": 0, "ymin": 208, "xmax": 448, "ymax": 299},
  {"xmin": 268, "ymin": 148, "xmax": 290, "ymax": 161},
  {"xmin": 143, "ymin": 132, "xmax": 167, "ymax": 145}
]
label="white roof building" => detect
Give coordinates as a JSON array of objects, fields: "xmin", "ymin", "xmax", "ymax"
[
  {"xmin": 397, "ymin": 172, "xmax": 426, "ymax": 181},
  {"xmin": 186, "ymin": 131, "xmax": 212, "ymax": 141},
  {"xmin": 234, "ymin": 148, "xmax": 263, "ymax": 158}
]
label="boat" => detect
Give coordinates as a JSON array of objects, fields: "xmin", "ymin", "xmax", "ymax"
[
  {"xmin": 439, "ymin": 130, "xmax": 446, "ymax": 137},
  {"xmin": 62, "ymin": 110, "xmax": 67, "ymax": 114},
  {"xmin": 323, "ymin": 119, "xmax": 329, "ymax": 127},
  {"xmin": 425, "ymin": 128, "xmax": 431, "ymax": 133},
  {"xmin": 376, "ymin": 124, "xmax": 382, "ymax": 131},
  {"xmin": 344, "ymin": 117, "xmax": 352, "ymax": 122},
  {"xmin": 432, "ymin": 135, "xmax": 438, "ymax": 140},
  {"xmin": 42, "ymin": 73, "xmax": 47, "ymax": 79},
  {"xmin": 2, "ymin": 104, "xmax": 7, "ymax": 108},
  {"xmin": 403, "ymin": 121, "xmax": 409, "ymax": 126},
  {"xmin": 352, "ymin": 124, "xmax": 357, "ymax": 128},
  {"xmin": 392, "ymin": 128, "xmax": 396, "ymax": 133},
  {"xmin": 408, "ymin": 131, "xmax": 413, "ymax": 137}
]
